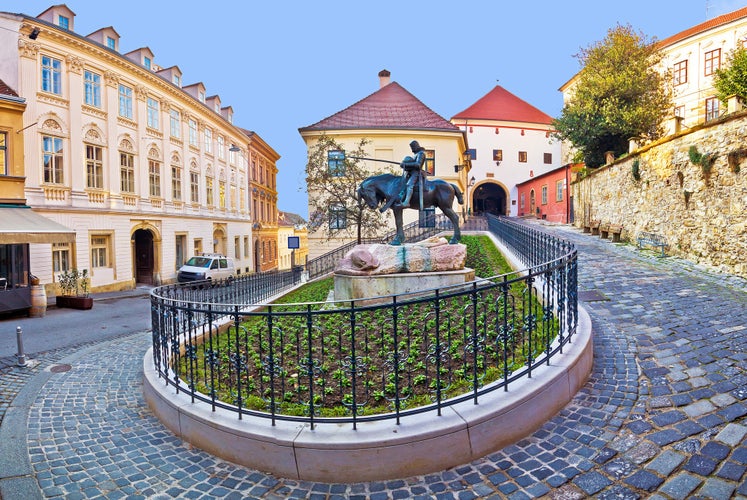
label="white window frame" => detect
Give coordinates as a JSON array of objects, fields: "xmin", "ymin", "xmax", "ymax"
[{"xmin": 84, "ymin": 70, "xmax": 101, "ymax": 107}]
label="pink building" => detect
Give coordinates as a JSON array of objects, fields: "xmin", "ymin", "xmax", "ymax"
[{"xmin": 515, "ymin": 164, "xmax": 577, "ymax": 223}]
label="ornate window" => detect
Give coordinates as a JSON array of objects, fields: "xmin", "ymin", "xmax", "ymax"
[
  {"xmin": 190, "ymin": 165, "xmax": 200, "ymax": 203},
  {"xmin": 204, "ymin": 128, "xmax": 212, "ymax": 154},
  {"xmin": 147, "ymin": 97, "xmax": 159, "ymax": 129},
  {"xmin": 118, "ymin": 84, "xmax": 133, "ymax": 119},
  {"xmin": 120, "ymin": 151, "xmax": 134, "ymax": 192},
  {"xmin": 42, "ymin": 135, "xmax": 64, "ymax": 184},
  {"xmin": 171, "ymin": 154, "xmax": 182, "ymax": 201},
  {"xmin": 41, "ymin": 55, "xmax": 62, "ymax": 94},
  {"xmin": 85, "ymin": 145, "xmax": 103, "ymax": 189},
  {"xmin": 84, "ymin": 70, "xmax": 101, "ymax": 107},
  {"xmin": 170, "ymin": 109, "xmax": 180, "ymax": 139},
  {"xmin": 188, "ymin": 119, "xmax": 198, "ymax": 146}
]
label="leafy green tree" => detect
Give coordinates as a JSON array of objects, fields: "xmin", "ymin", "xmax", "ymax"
[
  {"xmin": 553, "ymin": 24, "xmax": 672, "ymax": 167},
  {"xmin": 304, "ymin": 135, "xmax": 390, "ymax": 244},
  {"xmin": 713, "ymin": 47, "xmax": 747, "ymax": 103}
]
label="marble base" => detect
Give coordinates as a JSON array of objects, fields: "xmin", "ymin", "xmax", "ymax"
[{"xmin": 333, "ymin": 268, "xmax": 475, "ymax": 305}]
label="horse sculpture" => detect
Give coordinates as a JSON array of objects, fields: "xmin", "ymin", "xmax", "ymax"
[{"xmin": 357, "ymin": 173, "xmax": 464, "ymax": 245}]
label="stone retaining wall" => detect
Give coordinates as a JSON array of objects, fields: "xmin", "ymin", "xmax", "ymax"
[{"xmin": 572, "ymin": 111, "xmax": 747, "ymax": 278}]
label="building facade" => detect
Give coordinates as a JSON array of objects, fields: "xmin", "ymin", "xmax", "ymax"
[
  {"xmin": 299, "ymin": 70, "xmax": 469, "ymax": 259},
  {"xmin": 515, "ymin": 164, "xmax": 576, "ymax": 223},
  {"xmin": 559, "ymin": 6, "xmax": 747, "ymax": 164},
  {"xmin": 451, "ymin": 86, "xmax": 561, "ymax": 218},
  {"xmin": 0, "ymin": 5, "xmax": 278, "ymax": 293},
  {"xmin": 242, "ymin": 128, "xmax": 280, "ymax": 273}
]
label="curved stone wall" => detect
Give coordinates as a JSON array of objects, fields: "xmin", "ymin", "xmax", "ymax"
[{"xmin": 142, "ymin": 306, "xmax": 592, "ymax": 482}]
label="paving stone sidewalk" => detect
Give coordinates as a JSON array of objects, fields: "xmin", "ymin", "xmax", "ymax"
[{"xmin": 0, "ymin": 223, "xmax": 745, "ymax": 499}]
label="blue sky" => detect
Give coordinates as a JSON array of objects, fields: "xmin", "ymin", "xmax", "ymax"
[{"xmin": 5, "ymin": 0, "xmax": 745, "ymax": 218}]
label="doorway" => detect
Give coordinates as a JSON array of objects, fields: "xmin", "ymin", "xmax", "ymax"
[
  {"xmin": 133, "ymin": 229, "xmax": 154, "ymax": 284},
  {"xmin": 472, "ymin": 182, "xmax": 508, "ymax": 216}
]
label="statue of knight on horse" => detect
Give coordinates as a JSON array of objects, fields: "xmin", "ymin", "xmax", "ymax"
[{"xmin": 356, "ymin": 140, "xmax": 464, "ymax": 246}]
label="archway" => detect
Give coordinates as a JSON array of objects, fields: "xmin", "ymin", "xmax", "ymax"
[
  {"xmin": 472, "ymin": 182, "xmax": 508, "ymax": 216},
  {"xmin": 133, "ymin": 229, "xmax": 154, "ymax": 285},
  {"xmin": 529, "ymin": 189, "xmax": 536, "ymax": 216},
  {"xmin": 213, "ymin": 226, "xmax": 227, "ymax": 255}
]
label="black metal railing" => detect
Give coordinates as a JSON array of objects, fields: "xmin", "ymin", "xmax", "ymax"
[
  {"xmin": 305, "ymin": 214, "xmax": 454, "ymax": 280},
  {"xmin": 150, "ymin": 217, "xmax": 577, "ymax": 429}
]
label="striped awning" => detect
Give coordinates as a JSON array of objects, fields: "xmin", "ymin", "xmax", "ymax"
[{"xmin": 0, "ymin": 207, "xmax": 75, "ymax": 244}]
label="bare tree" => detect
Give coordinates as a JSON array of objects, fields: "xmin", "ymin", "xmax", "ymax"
[{"xmin": 304, "ymin": 135, "xmax": 390, "ymax": 244}]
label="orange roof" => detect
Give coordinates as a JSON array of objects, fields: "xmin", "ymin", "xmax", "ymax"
[
  {"xmin": 451, "ymin": 85, "xmax": 553, "ymax": 124},
  {"xmin": 657, "ymin": 6, "xmax": 747, "ymax": 49},
  {"xmin": 299, "ymin": 82, "xmax": 459, "ymax": 132}
]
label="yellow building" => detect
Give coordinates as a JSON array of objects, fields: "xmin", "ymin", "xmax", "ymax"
[
  {"xmin": 298, "ymin": 70, "xmax": 469, "ymax": 259},
  {"xmin": 277, "ymin": 210, "xmax": 308, "ymax": 270},
  {"xmin": 0, "ymin": 5, "xmax": 278, "ymax": 292},
  {"xmin": 0, "ymin": 77, "xmax": 74, "ymax": 313}
]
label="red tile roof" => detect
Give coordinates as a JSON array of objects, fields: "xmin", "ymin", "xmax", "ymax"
[
  {"xmin": 0, "ymin": 79, "xmax": 19, "ymax": 97},
  {"xmin": 657, "ymin": 6, "xmax": 747, "ymax": 49},
  {"xmin": 299, "ymin": 82, "xmax": 459, "ymax": 132},
  {"xmin": 451, "ymin": 85, "xmax": 553, "ymax": 124}
]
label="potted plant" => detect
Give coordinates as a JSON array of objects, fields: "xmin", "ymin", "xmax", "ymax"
[{"xmin": 56, "ymin": 269, "xmax": 93, "ymax": 310}]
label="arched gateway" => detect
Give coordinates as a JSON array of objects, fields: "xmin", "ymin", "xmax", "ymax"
[{"xmin": 472, "ymin": 181, "xmax": 508, "ymax": 216}]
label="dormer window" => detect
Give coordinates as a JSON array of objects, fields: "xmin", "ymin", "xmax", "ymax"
[
  {"xmin": 144, "ymin": 57, "xmax": 151, "ymax": 70},
  {"xmin": 215, "ymin": 103, "xmax": 220, "ymax": 113},
  {"xmin": 199, "ymin": 91, "xmax": 205, "ymax": 103},
  {"xmin": 106, "ymin": 36, "xmax": 115, "ymax": 49},
  {"xmin": 228, "ymin": 113, "xmax": 233, "ymax": 124},
  {"xmin": 58, "ymin": 15, "xmax": 69, "ymax": 29},
  {"xmin": 173, "ymin": 75, "xmax": 180, "ymax": 87}
]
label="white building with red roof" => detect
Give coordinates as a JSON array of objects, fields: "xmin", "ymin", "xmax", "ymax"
[{"xmin": 451, "ymin": 86, "xmax": 561, "ymax": 217}]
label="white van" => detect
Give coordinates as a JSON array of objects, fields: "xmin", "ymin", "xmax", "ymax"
[{"xmin": 177, "ymin": 254, "xmax": 236, "ymax": 283}]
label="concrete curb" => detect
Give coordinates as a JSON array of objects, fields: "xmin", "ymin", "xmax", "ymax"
[{"xmin": 143, "ymin": 305, "xmax": 593, "ymax": 482}]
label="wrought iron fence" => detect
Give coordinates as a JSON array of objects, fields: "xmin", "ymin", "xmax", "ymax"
[
  {"xmin": 305, "ymin": 214, "xmax": 454, "ymax": 280},
  {"xmin": 150, "ymin": 217, "xmax": 577, "ymax": 429}
]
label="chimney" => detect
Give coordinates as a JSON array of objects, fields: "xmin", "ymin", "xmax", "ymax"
[{"xmin": 378, "ymin": 69, "xmax": 391, "ymax": 88}]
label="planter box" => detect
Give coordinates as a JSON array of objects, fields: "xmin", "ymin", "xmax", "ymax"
[{"xmin": 56, "ymin": 295, "xmax": 94, "ymax": 310}]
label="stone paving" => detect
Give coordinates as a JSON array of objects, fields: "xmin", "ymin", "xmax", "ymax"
[{"xmin": 0, "ymin": 223, "xmax": 746, "ymax": 499}]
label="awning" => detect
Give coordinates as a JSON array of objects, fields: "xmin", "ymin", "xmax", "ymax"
[{"xmin": 0, "ymin": 207, "xmax": 76, "ymax": 244}]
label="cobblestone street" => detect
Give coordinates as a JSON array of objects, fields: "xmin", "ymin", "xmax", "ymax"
[{"xmin": 1, "ymin": 223, "xmax": 745, "ymax": 499}]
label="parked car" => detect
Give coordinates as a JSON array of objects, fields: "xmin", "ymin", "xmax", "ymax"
[{"xmin": 177, "ymin": 254, "xmax": 236, "ymax": 283}]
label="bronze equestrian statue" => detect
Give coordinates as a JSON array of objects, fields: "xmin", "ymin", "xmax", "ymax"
[{"xmin": 357, "ymin": 172, "xmax": 464, "ymax": 246}]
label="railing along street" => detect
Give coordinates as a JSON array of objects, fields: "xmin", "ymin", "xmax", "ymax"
[{"xmin": 150, "ymin": 216, "xmax": 578, "ymax": 429}]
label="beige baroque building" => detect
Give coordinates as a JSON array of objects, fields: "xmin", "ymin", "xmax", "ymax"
[
  {"xmin": 0, "ymin": 5, "xmax": 279, "ymax": 293},
  {"xmin": 299, "ymin": 70, "xmax": 469, "ymax": 259}
]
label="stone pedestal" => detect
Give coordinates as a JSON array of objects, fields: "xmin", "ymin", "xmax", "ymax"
[
  {"xmin": 334, "ymin": 268, "xmax": 475, "ymax": 305},
  {"xmin": 333, "ymin": 237, "xmax": 472, "ymax": 305}
]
